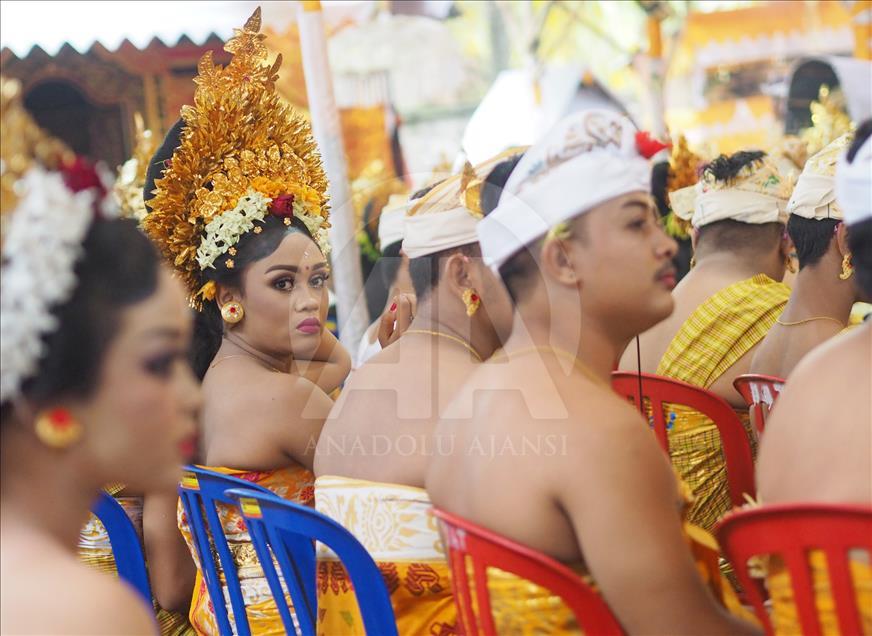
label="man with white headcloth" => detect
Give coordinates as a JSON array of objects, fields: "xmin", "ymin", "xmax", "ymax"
[
  {"xmin": 757, "ymin": 118, "xmax": 872, "ymax": 635},
  {"xmin": 427, "ymin": 110, "xmax": 759, "ymax": 635},
  {"xmin": 752, "ymin": 132, "xmax": 865, "ymax": 379},
  {"xmin": 312, "ymin": 153, "xmax": 517, "ymax": 636}
]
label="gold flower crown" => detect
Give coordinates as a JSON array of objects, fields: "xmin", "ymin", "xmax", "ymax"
[
  {"xmin": 142, "ymin": 8, "xmax": 330, "ymax": 308},
  {"xmin": 114, "ymin": 113, "xmax": 157, "ymax": 222}
]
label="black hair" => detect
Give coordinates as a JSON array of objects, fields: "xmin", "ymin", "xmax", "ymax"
[
  {"xmin": 846, "ymin": 118, "xmax": 872, "ymax": 297},
  {"xmin": 703, "ymin": 150, "xmax": 767, "ymax": 183},
  {"xmin": 143, "ymin": 118, "xmax": 185, "ymax": 212},
  {"xmin": 787, "ymin": 215, "xmax": 839, "ymax": 269},
  {"xmin": 191, "ymin": 214, "xmax": 317, "ymax": 379},
  {"xmin": 479, "ymin": 152, "xmax": 542, "ymax": 305},
  {"xmin": 408, "ymin": 243, "xmax": 480, "ymax": 300},
  {"xmin": 2, "ymin": 219, "xmax": 160, "ymax": 420},
  {"xmin": 379, "ymin": 240, "xmax": 403, "ymax": 289},
  {"xmin": 696, "ymin": 219, "xmax": 784, "ymax": 254},
  {"xmin": 651, "ymin": 161, "xmax": 671, "ymax": 218}
]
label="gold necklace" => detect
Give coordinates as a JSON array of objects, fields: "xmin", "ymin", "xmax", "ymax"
[
  {"xmin": 405, "ymin": 329, "xmax": 483, "ymax": 362},
  {"xmin": 775, "ymin": 315, "xmax": 845, "ymax": 328},
  {"xmin": 493, "ymin": 345, "xmax": 608, "ymax": 388},
  {"xmin": 209, "ymin": 354, "xmax": 283, "ymax": 373}
]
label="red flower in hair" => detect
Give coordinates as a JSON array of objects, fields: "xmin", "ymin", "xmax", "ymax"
[
  {"xmin": 635, "ymin": 131, "xmax": 670, "ymax": 159},
  {"xmin": 61, "ymin": 156, "xmax": 105, "ymax": 196},
  {"xmin": 269, "ymin": 194, "xmax": 295, "ymax": 217}
]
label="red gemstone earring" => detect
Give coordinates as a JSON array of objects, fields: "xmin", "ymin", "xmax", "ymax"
[
  {"xmin": 34, "ymin": 408, "xmax": 82, "ymax": 449},
  {"xmin": 462, "ymin": 288, "xmax": 481, "ymax": 317},
  {"xmin": 221, "ymin": 301, "xmax": 244, "ymax": 324}
]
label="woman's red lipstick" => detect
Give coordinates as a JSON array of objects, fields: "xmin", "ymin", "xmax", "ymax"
[
  {"xmin": 296, "ymin": 317, "xmax": 321, "ymax": 335},
  {"xmin": 178, "ymin": 435, "xmax": 198, "ymax": 462}
]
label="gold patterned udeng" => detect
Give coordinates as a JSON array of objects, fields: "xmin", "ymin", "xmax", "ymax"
[{"xmin": 142, "ymin": 7, "xmax": 330, "ymax": 306}]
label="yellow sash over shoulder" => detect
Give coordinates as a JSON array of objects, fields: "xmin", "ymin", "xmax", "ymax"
[
  {"xmin": 177, "ymin": 464, "xmax": 314, "ymax": 636},
  {"xmin": 655, "ymin": 274, "xmax": 789, "ymax": 530},
  {"xmin": 315, "ymin": 476, "xmax": 458, "ymax": 636},
  {"xmin": 79, "ymin": 487, "xmax": 194, "ymax": 636}
]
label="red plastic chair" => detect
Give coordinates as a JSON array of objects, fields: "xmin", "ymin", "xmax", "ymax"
[
  {"xmin": 733, "ymin": 374, "xmax": 785, "ymax": 435},
  {"xmin": 432, "ymin": 508, "xmax": 624, "ymax": 636},
  {"xmin": 611, "ymin": 371, "xmax": 756, "ymax": 509},
  {"xmin": 717, "ymin": 503, "xmax": 872, "ymax": 636}
]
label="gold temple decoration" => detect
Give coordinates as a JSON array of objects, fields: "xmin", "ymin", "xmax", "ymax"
[
  {"xmin": 1, "ymin": 77, "xmax": 72, "ymax": 222},
  {"xmin": 142, "ymin": 8, "xmax": 330, "ymax": 307},
  {"xmin": 114, "ymin": 113, "xmax": 157, "ymax": 222},
  {"xmin": 800, "ymin": 85, "xmax": 853, "ymax": 157},
  {"xmin": 664, "ymin": 135, "xmax": 703, "ymax": 239}
]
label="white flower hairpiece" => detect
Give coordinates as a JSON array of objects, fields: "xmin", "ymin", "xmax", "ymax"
[{"xmin": 0, "ymin": 167, "xmax": 97, "ymax": 402}]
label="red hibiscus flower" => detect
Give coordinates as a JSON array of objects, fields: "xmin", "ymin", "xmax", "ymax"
[
  {"xmin": 269, "ymin": 194, "xmax": 295, "ymax": 217},
  {"xmin": 635, "ymin": 131, "xmax": 670, "ymax": 159},
  {"xmin": 61, "ymin": 156, "xmax": 105, "ymax": 196}
]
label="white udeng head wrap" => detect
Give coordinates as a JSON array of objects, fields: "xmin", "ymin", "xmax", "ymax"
[
  {"xmin": 669, "ymin": 154, "xmax": 792, "ymax": 228},
  {"xmin": 477, "ymin": 109, "xmax": 651, "ymax": 270},
  {"xmin": 836, "ymin": 133, "xmax": 872, "ymax": 226},
  {"xmin": 403, "ymin": 149, "xmax": 524, "ymax": 259},
  {"xmin": 788, "ymin": 133, "xmax": 851, "ymax": 221},
  {"xmin": 378, "ymin": 194, "xmax": 409, "ymax": 249}
]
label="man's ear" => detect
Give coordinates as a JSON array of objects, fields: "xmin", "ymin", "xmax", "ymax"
[
  {"xmin": 835, "ymin": 222, "xmax": 851, "ymax": 258},
  {"xmin": 539, "ymin": 238, "xmax": 578, "ymax": 287},
  {"xmin": 690, "ymin": 227, "xmax": 700, "ymax": 252},
  {"xmin": 442, "ymin": 252, "xmax": 473, "ymax": 296}
]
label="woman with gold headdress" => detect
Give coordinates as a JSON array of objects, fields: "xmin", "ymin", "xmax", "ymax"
[{"xmin": 141, "ymin": 9, "xmax": 350, "ymax": 634}]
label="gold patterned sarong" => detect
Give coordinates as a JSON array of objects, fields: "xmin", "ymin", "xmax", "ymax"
[
  {"xmin": 78, "ymin": 486, "xmax": 194, "ymax": 636},
  {"xmin": 768, "ymin": 551, "xmax": 872, "ymax": 635},
  {"xmin": 177, "ymin": 464, "xmax": 315, "ymax": 636},
  {"xmin": 314, "ymin": 476, "xmax": 458, "ymax": 635},
  {"xmin": 480, "ymin": 479, "xmax": 754, "ymax": 633},
  {"xmin": 655, "ymin": 274, "xmax": 789, "ymax": 530}
]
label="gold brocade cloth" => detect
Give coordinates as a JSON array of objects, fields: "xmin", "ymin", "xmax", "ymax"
[
  {"xmin": 78, "ymin": 487, "xmax": 194, "ymax": 636},
  {"xmin": 177, "ymin": 464, "xmax": 314, "ymax": 635},
  {"xmin": 656, "ymin": 274, "xmax": 789, "ymax": 530},
  {"xmin": 475, "ymin": 479, "xmax": 755, "ymax": 633},
  {"xmin": 314, "ymin": 476, "xmax": 458, "ymax": 636},
  {"xmin": 768, "ymin": 551, "xmax": 872, "ymax": 635}
]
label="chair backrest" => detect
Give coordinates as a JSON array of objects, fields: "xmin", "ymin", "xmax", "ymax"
[
  {"xmin": 225, "ymin": 488, "xmax": 398, "ymax": 636},
  {"xmin": 733, "ymin": 374, "xmax": 784, "ymax": 435},
  {"xmin": 611, "ymin": 371, "xmax": 756, "ymax": 508},
  {"xmin": 177, "ymin": 466, "xmax": 274, "ymax": 636},
  {"xmin": 717, "ymin": 503, "xmax": 872, "ymax": 636},
  {"xmin": 91, "ymin": 491, "xmax": 152, "ymax": 604},
  {"xmin": 432, "ymin": 508, "xmax": 624, "ymax": 636}
]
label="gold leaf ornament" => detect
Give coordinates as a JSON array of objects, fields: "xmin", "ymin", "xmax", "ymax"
[{"xmin": 141, "ymin": 7, "xmax": 330, "ymax": 309}]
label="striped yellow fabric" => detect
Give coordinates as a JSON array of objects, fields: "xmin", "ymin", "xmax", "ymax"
[
  {"xmin": 653, "ymin": 274, "xmax": 789, "ymax": 531},
  {"xmin": 657, "ymin": 274, "xmax": 790, "ymax": 387}
]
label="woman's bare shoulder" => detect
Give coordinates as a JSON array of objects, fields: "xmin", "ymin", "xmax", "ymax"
[{"xmin": 1, "ymin": 544, "xmax": 155, "ymax": 635}]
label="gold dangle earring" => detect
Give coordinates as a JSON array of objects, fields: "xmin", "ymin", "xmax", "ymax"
[
  {"xmin": 462, "ymin": 288, "xmax": 481, "ymax": 317},
  {"xmin": 34, "ymin": 408, "xmax": 82, "ymax": 449},
  {"xmin": 221, "ymin": 301, "xmax": 245, "ymax": 324},
  {"xmin": 839, "ymin": 254, "xmax": 854, "ymax": 281}
]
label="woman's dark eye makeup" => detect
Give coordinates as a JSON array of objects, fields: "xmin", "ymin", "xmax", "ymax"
[
  {"xmin": 272, "ymin": 270, "xmax": 329, "ymax": 291},
  {"xmin": 143, "ymin": 350, "xmax": 185, "ymax": 378}
]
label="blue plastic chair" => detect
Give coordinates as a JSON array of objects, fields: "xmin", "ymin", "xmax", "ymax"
[
  {"xmin": 91, "ymin": 491, "xmax": 152, "ymax": 605},
  {"xmin": 177, "ymin": 466, "xmax": 274, "ymax": 636},
  {"xmin": 226, "ymin": 488, "xmax": 399, "ymax": 636}
]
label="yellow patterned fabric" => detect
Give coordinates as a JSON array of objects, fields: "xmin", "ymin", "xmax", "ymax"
[
  {"xmin": 480, "ymin": 479, "xmax": 754, "ymax": 633},
  {"xmin": 655, "ymin": 274, "xmax": 789, "ymax": 530},
  {"xmin": 78, "ymin": 490, "xmax": 194, "ymax": 636},
  {"xmin": 177, "ymin": 464, "xmax": 314, "ymax": 636},
  {"xmin": 314, "ymin": 476, "xmax": 458, "ymax": 636},
  {"xmin": 768, "ymin": 551, "xmax": 872, "ymax": 635}
]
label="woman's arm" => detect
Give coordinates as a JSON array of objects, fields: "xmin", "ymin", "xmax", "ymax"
[
  {"xmin": 142, "ymin": 492, "xmax": 196, "ymax": 614},
  {"xmin": 290, "ymin": 329, "xmax": 351, "ymax": 394}
]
